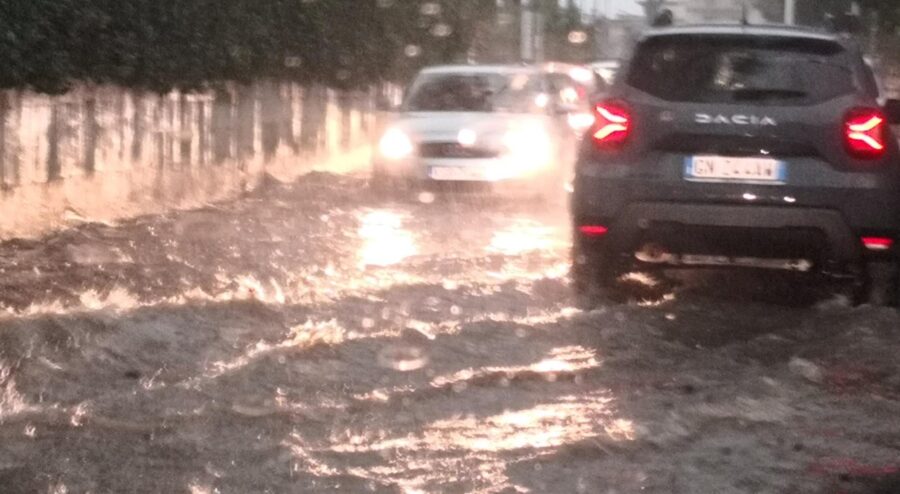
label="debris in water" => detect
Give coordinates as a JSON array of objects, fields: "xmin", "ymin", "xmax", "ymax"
[
  {"xmin": 377, "ymin": 345, "xmax": 429, "ymax": 372},
  {"xmin": 789, "ymin": 357, "xmax": 824, "ymax": 384}
]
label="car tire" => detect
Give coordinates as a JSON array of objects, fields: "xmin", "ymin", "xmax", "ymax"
[
  {"xmin": 863, "ymin": 261, "xmax": 900, "ymax": 307},
  {"xmin": 571, "ymin": 242, "xmax": 619, "ymax": 308}
]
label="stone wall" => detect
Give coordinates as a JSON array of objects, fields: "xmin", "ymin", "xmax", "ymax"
[{"xmin": 0, "ymin": 82, "xmax": 376, "ymax": 238}]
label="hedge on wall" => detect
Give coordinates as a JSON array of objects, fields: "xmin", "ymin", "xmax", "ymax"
[{"xmin": 0, "ymin": 0, "xmax": 497, "ymax": 94}]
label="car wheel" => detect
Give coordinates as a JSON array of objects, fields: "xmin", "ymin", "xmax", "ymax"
[
  {"xmin": 863, "ymin": 261, "xmax": 900, "ymax": 307},
  {"xmin": 571, "ymin": 242, "xmax": 619, "ymax": 308}
]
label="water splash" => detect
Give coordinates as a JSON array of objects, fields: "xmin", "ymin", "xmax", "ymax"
[
  {"xmin": 0, "ymin": 362, "xmax": 38, "ymax": 423},
  {"xmin": 48, "ymin": 483, "xmax": 68, "ymax": 494},
  {"xmin": 78, "ymin": 287, "xmax": 142, "ymax": 311},
  {"xmin": 70, "ymin": 402, "xmax": 90, "ymax": 427},
  {"xmin": 357, "ymin": 209, "xmax": 418, "ymax": 268},
  {"xmin": 430, "ymin": 346, "xmax": 600, "ymax": 389},
  {"xmin": 321, "ymin": 392, "xmax": 629, "ymax": 492},
  {"xmin": 376, "ymin": 345, "xmax": 429, "ymax": 372},
  {"xmin": 487, "ymin": 218, "xmax": 563, "ymax": 256},
  {"xmin": 188, "ymin": 484, "xmax": 218, "ymax": 494},
  {"xmin": 284, "ymin": 433, "xmax": 341, "ymax": 477},
  {"xmin": 203, "ymin": 319, "xmax": 348, "ymax": 380},
  {"xmin": 229, "ymin": 275, "xmax": 286, "ymax": 304},
  {"xmin": 0, "ymin": 273, "xmax": 288, "ymax": 320}
]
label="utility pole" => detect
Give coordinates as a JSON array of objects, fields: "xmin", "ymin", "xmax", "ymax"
[
  {"xmin": 521, "ymin": 0, "xmax": 536, "ymax": 62},
  {"xmin": 783, "ymin": 0, "xmax": 796, "ymax": 25},
  {"xmin": 519, "ymin": 0, "xmax": 546, "ymax": 63},
  {"xmin": 535, "ymin": 0, "xmax": 547, "ymax": 63}
]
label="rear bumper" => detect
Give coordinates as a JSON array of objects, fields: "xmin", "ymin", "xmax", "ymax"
[
  {"xmin": 572, "ymin": 173, "xmax": 900, "ymax": 231},
  {"xmin": 573, "ymin": 177, "xmax": 900, "ymax": 273},
  {"xmin": 582, "ymin": 202, "xmax": 867, "ymax": 268}
]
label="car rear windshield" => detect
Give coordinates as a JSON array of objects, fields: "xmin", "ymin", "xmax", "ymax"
[
  {"xmin": 404, "ymin": 72, "xmax": 543, "ymax": 113},
  {"xmin": 627, "ymin": 35, "xmax": 855, "ymax": 105}
]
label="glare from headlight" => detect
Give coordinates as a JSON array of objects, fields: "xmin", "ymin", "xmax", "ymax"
[
  {"xmin": 457, "ymin": 128, "xmax": 477, "ymax": 147},
  {"xmin": 567, "ymin": 112, "xmax": 596, "ymax": 132},
  {"xmin": 569, "ymin": 66, "xmax": 594, "ymax": 84},
  {"xmin": 560, "ymin": 87, "xmax": 579, "ymax": 104},
  {"xmin": 503, "ymin": 124, "xmax": 553, "ymax": 171},
  {"xmin": 378, "ymin": 128, "xmax": 414, "ymax": 160}
]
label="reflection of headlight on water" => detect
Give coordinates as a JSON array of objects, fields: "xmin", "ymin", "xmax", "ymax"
[
  {"xmin": 378, "ymin": 128, "xmax": 414, "ymax": 160},
  {"xmin": 567, "ymin": 112, "xmax": 596, "ymax": 132},
  {"xmin": 503, "ymin": 125, "xmax": 553, "ymax": 174}
]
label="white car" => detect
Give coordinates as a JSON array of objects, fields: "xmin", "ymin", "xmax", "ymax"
[{"xmin": 372, "ymin": 65, "xmax": 582, "ymax": 195}]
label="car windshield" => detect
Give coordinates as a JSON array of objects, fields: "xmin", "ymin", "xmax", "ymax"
[
  {"xmin": 404, "ymin": 72, "xmax": 543, "ymax": 113},
  {"xmin": 628, "ymin": 36, "xmax": 855, "ymax": 105}
]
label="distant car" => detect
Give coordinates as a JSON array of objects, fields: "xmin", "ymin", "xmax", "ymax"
[
  {"xmin": 540, "ymin": 62, "xmax": 608, "ymax": 132},
  {"xmin": 589, "ymin": 60, "xmax": 621, "ymax": 86},
  {"xmin": 372, "ymin": 65, "xmax": 581, "ymax": 195},
  {"xmin": 572, "ymin": 24, "xmax": 900, "ymax": 305},
  {"xmin": 542, "ymin": 62, "xmax": 607, "ymax": 99}
]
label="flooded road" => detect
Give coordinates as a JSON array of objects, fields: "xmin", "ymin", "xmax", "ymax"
[{"xmin": 0, "ymin": 173, "xmax": 899, "ymax": 493}]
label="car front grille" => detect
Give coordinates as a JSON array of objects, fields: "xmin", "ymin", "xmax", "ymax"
[{"xmin": 418, "ymin": 142, "xmax": 500, "ymax": 159}]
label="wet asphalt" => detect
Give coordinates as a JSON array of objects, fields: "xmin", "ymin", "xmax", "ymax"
[{"xmin": 0, "ymin": 172, "xmax": 898, "ymax": 494}]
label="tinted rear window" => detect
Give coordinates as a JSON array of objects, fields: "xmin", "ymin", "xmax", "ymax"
[{"xmin": 627, "ymin": 35, "xmax": 855, "ymax": 105}]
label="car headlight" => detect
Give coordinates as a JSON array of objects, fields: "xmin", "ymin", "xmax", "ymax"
[
  {"xmin": 503, "ymin": 124, "xmax": 553, "ymax": 169},
  {"xmin": 378, "ymin": 128, "xmax": 414, "ymax": 160},
  {"xmin": 567, "ymin": 112, "xmax": 596, "ymax": 132}
]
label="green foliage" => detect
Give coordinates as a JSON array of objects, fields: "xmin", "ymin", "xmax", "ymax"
[{"xmin": 0, "ymin": 0, "xmax": 505, "ymax": 93}]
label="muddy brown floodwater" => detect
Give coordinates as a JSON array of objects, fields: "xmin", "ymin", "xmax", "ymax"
[{"xmin": 0, "ymin": 172, "xmax": 898, "ymax": 494}]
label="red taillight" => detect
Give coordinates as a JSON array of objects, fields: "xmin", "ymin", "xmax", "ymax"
[
  {"xmin": 592, "ymin": 102, "xmax": 631, "ymax": 148},
  {"xmin": 579, "ymin": 225, "xmax": 609, "ymax": 237},
  {"xmin": 862, "ymin": 237, "xmax": 894, "ymax": 251},
  {"xmin": 844, "ymin": 109, "xmax": 887, "ymax": 159}
]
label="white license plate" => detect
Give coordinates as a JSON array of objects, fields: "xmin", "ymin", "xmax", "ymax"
[
  {"xmin": 429, "ymin": 166, "xmax": 488, "ymax": 181},
  {"xmin": 685, "ymin": 156, "xmax": 785, "ymax": 183}
]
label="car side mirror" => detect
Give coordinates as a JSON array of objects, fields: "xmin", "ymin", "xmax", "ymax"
[{"xmin": 886, "ymin": 99, "xmax": 900, "ymax": 125}]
